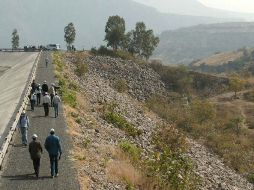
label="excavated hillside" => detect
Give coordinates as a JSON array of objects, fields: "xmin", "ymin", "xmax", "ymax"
[{"xmin": 58, "ymin": 53, "xmax": 253, "ymax": 190}]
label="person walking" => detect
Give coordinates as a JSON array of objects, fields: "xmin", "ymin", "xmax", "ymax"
[
  {"xmin": 29, "ymin": 134, "xmax": 43, "ymax": 178},
  {"xmin": 44, "ymin": 129, "xmax": 62, "ymax": 178},
  {"xmin": 45, "ymin": 57, "xmax": 49, "ymax": 68},
  {"xmin": 31, "ymin": 79, "xmax": 37, "ymax": 93},
  {"xmin": 49, "ymin": 83, "xmax": 55, "ymax": 107},
  {"xmin": 42, "ymin": 92, "xmax": 51, "ymax": 117},
  {"xmin": 30, "ymin": 92, "xmax": 37, "ymax": 111},
  {"xmin": 35, "ymin": 84, "xmax": 42, "ymax": 105},
  {"xmin": 52, "ymin": 92, "xmax": 61, "ymax": 118},
  {"xmin": 42, "ymin": 81, "xmax": 48, "ymax": 96},
  {"xmin": 18, "ymin": 111, "xmax": 30, "ymax": 146}
]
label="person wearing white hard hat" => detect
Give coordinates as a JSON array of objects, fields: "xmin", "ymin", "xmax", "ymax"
[
  {"xmin": 35, "ymin": 84, "xmax": 42, "ymax": 105},
  {"xmin": 44, "ymin": 129, "xmax": 62, "ymax": 178},
  {"xmin": 29, "ymin": 134, "xmax": 43, "ymax": 178},
  {"xmin": 41, "ymin": 80, "xmax": 48, "ymax": 95},
  {"xmin": 42, "ymin": 92, "xmax": 51, "ymax": 116},
  {"xmin": 52, "ymin": 92, "xmax": 61, "ymax": 118},
  {"xmin": 48, "ymin": 83, "xmax": 55, "ymax": 107}
]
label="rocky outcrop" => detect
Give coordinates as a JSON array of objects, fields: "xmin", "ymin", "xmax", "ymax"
[{"xmin": 86, "ymin": 56, "xmax": 165, "ymax": 101}]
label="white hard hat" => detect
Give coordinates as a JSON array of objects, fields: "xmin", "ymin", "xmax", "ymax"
[{"xmin": 32, "ymin": 134, "xmax": 38, "ymax": 139}]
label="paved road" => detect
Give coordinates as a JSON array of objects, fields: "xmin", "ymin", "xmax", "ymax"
[
  {"xmin": 0, "ymin": 52, "xmax": 80, "ymax": 190},
  {"xmin": 0, "ymin": 52, "xmax": 38, "ymax": 142}
]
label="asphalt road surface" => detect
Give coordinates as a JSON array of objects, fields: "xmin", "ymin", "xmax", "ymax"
[
  {"xmin": 0, "ymin": 52, "xmax": 38, "ymax": 143},
  {"xmin": 0, "ymin": 52, "xmax": 80, "ymax": 190}
]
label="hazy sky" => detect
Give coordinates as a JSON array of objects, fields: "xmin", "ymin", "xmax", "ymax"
[
  {"xmin": 200, "ymin": 0, "xmax": 254, "ymax": 13},
  {"xmin": 133, "ymin": 0, "xmax": 254, "ymax": 13}
]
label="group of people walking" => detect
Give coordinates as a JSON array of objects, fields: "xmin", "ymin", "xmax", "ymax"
[
  {"xmin": 17, "ymin": 57, "xmax": 62, "ymax": 179},
  {"xmin": 19, "ymin": 104, "xmax": 62, "ymax": 179},
  {"xmin": 30, "ymin": 79, "xmax": 61, "ymax": 118}
]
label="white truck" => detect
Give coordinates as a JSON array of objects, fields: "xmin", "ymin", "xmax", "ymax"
[{"xmin": 46, "ymin": 44, "xmax": 60, "ymax": 51}]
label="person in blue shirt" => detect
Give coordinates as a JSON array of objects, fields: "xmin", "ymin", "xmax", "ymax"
[
  {"xmin": 44, "ymin": 128, "xmax": 62, "ymax": 178},
  {"xmin": 18, "ymin": 111, "xmax": 30, "ymax": 146}
]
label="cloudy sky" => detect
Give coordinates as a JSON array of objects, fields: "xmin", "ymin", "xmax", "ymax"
[{"xmin": 133, "ymin": 0, "xmax": 254, "ymax": 13}]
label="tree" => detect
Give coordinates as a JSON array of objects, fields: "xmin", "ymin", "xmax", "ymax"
[
  {"xmin": 64, "ymin": 22, "xmax": 76, "ymax": 50},
  {"xmin": 105, "ymin": 15, "xmax": 125, "ymax": 51},
  {"xmin": 229, "ymin": 74, "xmax": 245, "ymax": 97},
  {"xmin": 141, "ymin": 29, "xmax": 159, "ymax": 60},
  {"xmin": 131, "ymin": 22, "xmax": 159, "ymax": 60},
  {"xmin": 12, "ymin": 29, "xmax": 19, "ymax": 49}
]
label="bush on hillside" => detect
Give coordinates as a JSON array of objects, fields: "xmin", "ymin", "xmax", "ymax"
[{"xmin": 113, "ymin": 79, "xmax": 129, "ymax": 93}]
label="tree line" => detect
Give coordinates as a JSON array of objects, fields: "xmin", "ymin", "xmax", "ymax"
[
  {"xmin": 104, "ymin": 15, "xmax": 159, "ymax": 60},
  {"xmin": 10, "ymin": 15, "xmax": 159, "ymax": 59}
]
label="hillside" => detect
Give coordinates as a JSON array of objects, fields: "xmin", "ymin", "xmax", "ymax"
[
  {"xmin": 153, "ymin": 22, "xmax": 254, "ymax": 64},
  {"xmin": 134, "ymin": 0, "xmax": 254, "ymax": 19},
  {"xmin": 192, "ymin": 51, "xmax": 243, "ymax": 67},
  {"xmin": 190, "ymin": 48, "xmax": 254, "ymax": 74},
  {"xmin": 0, "ymin": 0, "xmax": 233, "ymax": 49},
  {"xmin": 53, "ymin": 52, "xmax": 254, "ymax": 189}
]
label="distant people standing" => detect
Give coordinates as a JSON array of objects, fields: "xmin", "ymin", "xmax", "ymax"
[
  {"xmin": 30, "ymin": 92, "xmax": 37, "ymax": 111},
  {"xmin": 29, "ymin": 134, "xmax": 43, "ymax": 178},
  {"xmin": 52, "ymin": 92, "xmax": 61, "ymax": 118},
  {"xmin": 42, "ymin": 92, "xmax": 51, "ymax": 117},
  {"xmin": 31, "ymin": 79, "xmax": 37, "ymax": 93},
  {"xmin": 42, "ymin": 81, "xmax": 48, "ymax": 95},
  {"xmin": 44, "ymin": 129, "xmax": 62, "ymax": 178},
  {"xmin": 49, "ymin": 83, "xmax": 55, "ymax": 106},
  {"xmin": 45, "ymin": 57, "xmax": 49, "ymax": 68},
  {"xmin": 35, "ymin": 84, "xmax": 42, "ymax": 105},
  {"xmin": 18, "ymin": 111, "xmax": 30, "ymax": 146}
]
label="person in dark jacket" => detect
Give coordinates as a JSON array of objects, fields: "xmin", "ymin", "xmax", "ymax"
[
  {"xmin": 31, "ymin": 79, "xmax": 37, "ymax": 93},
  {"xmin": 29, "ymin": 134, "xmax": 43, "ymax": 178},
  {"xmin": 41, "ymin": 81, "xmax": 49, "ymax": 95},
  {"xmin": 44, "ymin": 129, "xmax": 62, "ymax": 178}
]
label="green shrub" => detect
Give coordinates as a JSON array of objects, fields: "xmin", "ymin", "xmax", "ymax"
[
  {"xmin": 75, "ymin": 117, "xmax": 82, "ymax": 124},
  {"xmin": 147, "ymin": 148, "xmax": 199, "ymax": 190},
  {"xmin": 75, "ymin": 63, "xmax": 88, "ymax": 77},
  {"xmin": 70, "ymin": 112, "xmax": 79, "ymax": 118},
  {"xmin": 113, "ymin": 79, "xmax": 128, "ymax": 93},
  {"xmin": 68, "ymin": 81, "xmax": 79, "ymax": 91},
  {"xmin": 90, "ymin": 46, "xmax": 135, "ymax": 61},
  {"xmin": 104, "ymin": 112, "xmax": 142, "ymax": 137},
  {"xmin": 119, "ymin": 141, "xmax": 141, "ymax": 162},
  {"xmin": 81, "ymin": 138, "xmax": 91, "ymax": 148},
  {"xmin": 62, "ymin": 88, "xmax": 77, "ymax": 108}
]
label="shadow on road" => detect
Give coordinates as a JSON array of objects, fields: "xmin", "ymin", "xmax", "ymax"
[
  {"xmin": 11, "ymin": 143, "xmax": 26, "ymax": 148},
  {"xmin": 2, "ymin": 174, "xmax": 53, "ymax": 181},
  {"xmin": 32, "ymin": 115, "xmax": 45, "ymax": 118}
]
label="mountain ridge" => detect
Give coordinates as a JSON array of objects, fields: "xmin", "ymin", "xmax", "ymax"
[
  {"xmin": 153, "ymin": 22, "xmax": 254, "ymax": 64},
  {"xmin": 0, "ymin": 0, "xmax": 236, "ymax": 49}
]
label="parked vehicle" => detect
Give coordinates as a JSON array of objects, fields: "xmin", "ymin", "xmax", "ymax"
[
  {"xmin": 24, "ymin": 45, "xmax": 37, "ymax": 51},
  {"xmin": 46, "ymin": 44, "xmax": 60, "ymax": 51}
]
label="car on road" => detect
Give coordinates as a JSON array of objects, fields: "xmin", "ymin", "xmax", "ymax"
[{"xmin": 46, "ymin": 44, "xmax": 60, "ymax": 51}]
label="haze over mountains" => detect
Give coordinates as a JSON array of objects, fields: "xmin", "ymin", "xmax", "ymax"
[
  {"xmin": 134, "ymin": 0, "xmax": 254, "ymax": 19},
  {"xmin": 154, "ymin": 22, "xmax": 254, "ymax": 64},
  {"xmin": 0, "ymin": 0, "xmax": 239, "ymax": 49}
]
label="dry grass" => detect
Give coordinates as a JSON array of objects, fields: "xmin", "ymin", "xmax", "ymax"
[
  {"xmin": 106, "ymin": 160, "xmax": 143, "ymax": 186},
  {"xmin": 193, "ymin": 51, "xmax": 243, "ymax": 66},
  {"xmin": 105, "ymin": 146, "xmax": 145, "ymax": 188}
]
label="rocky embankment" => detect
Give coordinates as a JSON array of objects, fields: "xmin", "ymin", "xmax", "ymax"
[{"xmin": 65, "ymin": 55, "xmax": 253, "ymax": 190}]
